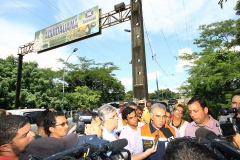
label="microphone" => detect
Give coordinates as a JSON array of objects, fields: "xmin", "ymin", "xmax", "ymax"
[
  {"xmin": 195, "ymin": 127, "xmax": 240, "ymax": 159},
  {"xmin": 160, "ymin": 127, "xmax": 174, "ymax": 141},
  {"xmin": 195, "ymin": 127, "xmax": 219, "ymax": 141},
  {"xmin": 92, "ymin": 139, "xmax": 128, "ymax": 156}
]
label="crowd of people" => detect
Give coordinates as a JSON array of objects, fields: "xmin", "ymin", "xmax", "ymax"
[{"xmin": 0, "ymin": 93, "xmax": 240, "ymax": 160}]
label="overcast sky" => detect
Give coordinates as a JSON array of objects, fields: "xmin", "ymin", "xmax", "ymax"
[{"xmin": 0, "ymin": 0, "xmax": 238, "ymax": 94}]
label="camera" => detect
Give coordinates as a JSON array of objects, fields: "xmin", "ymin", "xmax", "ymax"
[
  {"xmin": 72, "ymin": 111, "xmax": 93, "ymax": 136},
  {"xmin": 219, "ymin": 107, "xmax": 240, "ymax": 136},
  {"xmin": 191, "ymin": 108, "xmax": 240, "ymax": 159}
]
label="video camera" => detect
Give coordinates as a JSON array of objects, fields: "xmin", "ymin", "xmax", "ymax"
[
  {"xmin": 218, "ymin": 108, "xmax": 240, "ymax": 137},
  {"xmin": 191, "ymin": 108, "xmax": 240, "ymax": 159},
  {"xmin": 72, "ymin": 111, "xmax": 95, "ymax": 136},
  {"xmin": 28, "ymin": 135, "xmax": 130, "ymax": 160}
]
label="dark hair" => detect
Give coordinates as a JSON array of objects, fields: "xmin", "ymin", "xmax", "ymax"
[
  {"xmin": 0, "ymin": 109, "xmax": 7, "ymax": 116},
  {"xmin": 122, "ymin": 107, "xmax": 136, "ymax": 120},
  {"xmin": 0, "ymin": 115, "xmax": 29, "ymax": 145},
  {"xmin": 174, "ymin": 104, "xmax": 186, "ymax": 115},
  {"xmin": 35, "ymin": 110, "xmax": 51, "ymax": 127},
  {"xmin": 44, "ymin": 111, "xmax": 65, "ymax": 136},
  {"xmin": 146, "ymin": 100, "xmax": 153, "ymax": 105},
  {"xmin": 162, "ymin": 137, "xmax": 218, "ymax": 160},
  {"xmin": 159, "ymin": 102, "xmax": 167, "ymax": 108},
  {"xmin": 187, "ymin": 97, "xmax": 207, "ymax": 109},
  {"xmin": 47, "ymin": 106, "xmax": 54, "ymax": 109},
  {"xmin": 137, "ymin": 105, "xmax": 143, "ymax": 111},
  {"xmin": 126, "ymin": 102, "xmax": 137, "ymax": 108},
  {"xmin": 231, "ymin": 92, "xmax": 240, "ymax": 101},
  {"xmin": 166, "ymin": 109, "xmax": 171, "ymax": 114}
]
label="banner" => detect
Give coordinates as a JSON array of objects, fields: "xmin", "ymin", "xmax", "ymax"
[{"xmin": 34, "ymin": 6, "xmax": 100, "ymax": 53}]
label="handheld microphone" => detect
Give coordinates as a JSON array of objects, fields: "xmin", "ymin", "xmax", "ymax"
[{"xmin": 160, "ymin": 127, "xmax": 174, "ymax": 141}]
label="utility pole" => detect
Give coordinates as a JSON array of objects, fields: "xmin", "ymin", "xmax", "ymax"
[{"xmin": 130, "ymin": 0, "xmax": 148, "ymax": 102}]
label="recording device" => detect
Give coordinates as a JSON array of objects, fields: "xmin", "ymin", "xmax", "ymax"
[
  {"xmin": 42, "ymin": 136, "xmax": 129, "ymax": 160},
  {"xmin": 153, "ymin": 135, "xmax": 159, "ymax": 149},
  {"xmin": 219, "ymin": 107, "xmax": 240, "ymax": 136},
  {"xmin": 73, "ymin": 111, "xmax": 93, "ymax": 135},
  {"xmin": 195, "ymin": 127, "xmax": 240, "ymax": 159}
]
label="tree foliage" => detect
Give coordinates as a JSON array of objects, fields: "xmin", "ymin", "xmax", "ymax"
[
  {"xmin": 178, "ymin": 19, "xmax": 240, "ymax": 118},
  {"xmin": 218, "ymin": 0, "xmax": 240, "ymax": 15},
  {"xmin": 0, "ymin": 55, "xmax": 125, "ymax": 110}
]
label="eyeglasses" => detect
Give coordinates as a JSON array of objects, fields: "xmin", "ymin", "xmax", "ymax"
[
  {"xmin": 109, "ymin": 113, "xmax": 118, "ymax": 120},
  {"xmin": 174, "ymin": 109, "xmax": 183, "ymax": 114},
  {"xmin": 55, "ymin": 121, "xmax": 68, "ymax": 127}
]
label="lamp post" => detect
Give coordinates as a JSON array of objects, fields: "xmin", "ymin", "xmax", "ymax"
[
  {"xmin": 62, "ymin": 48, "xmax": 78, "ymax": 111},
  {"xmin": 124, "ymin": 29, "xmax": 160, "ymax": 100}
]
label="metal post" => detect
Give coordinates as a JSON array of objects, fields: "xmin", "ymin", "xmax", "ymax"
[
  {"xmin": 62, "ymin": 48, "xmax": 78, "ymax": 111},
  {"xmin": 15, "ymin": 54, "xmax": 23, "ymax": 109}
]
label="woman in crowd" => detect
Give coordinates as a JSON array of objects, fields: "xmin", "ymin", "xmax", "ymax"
[{"xmin": 170, "ymin": 104, "xmax": 189, "ymax": 137}]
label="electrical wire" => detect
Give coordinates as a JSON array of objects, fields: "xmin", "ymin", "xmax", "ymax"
[
  {"xmin": 144, "ymin": 23, "xmax": 177, "ymax": 86},
  {"xmin": 148, "ymin": 0, "xmax": 175, "ymax": 59},
  {"xmin": 10, "ymin": 0, "xmax": 51, "ymax": 25},
  {"xmin": 167, "ymin": 0, "xmax": 181, "ymax": 50},
  {"xmin": 182, "ymin": 0, "xmax": 189, "ymax": 48}
]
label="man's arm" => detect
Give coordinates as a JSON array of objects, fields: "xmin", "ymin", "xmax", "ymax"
[{"xmin": 131, "ymin": 143, "xmax": 157, "ymax": 160}]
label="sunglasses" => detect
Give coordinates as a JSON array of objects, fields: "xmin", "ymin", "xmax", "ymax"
[
  {"xmin": 55, "ymin": 121, "xmax": 68, "ymax": 127},
  {"xmin": 174, "ymin": 109, "xmax": 183, "ymax": 114}
]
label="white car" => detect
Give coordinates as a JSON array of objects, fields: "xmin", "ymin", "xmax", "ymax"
[{"xmin": 7, "ymin": 109, "xmax": 45, "ymax": 131}]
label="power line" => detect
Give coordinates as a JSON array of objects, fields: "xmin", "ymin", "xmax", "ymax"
[
  {"xmin": 155, "ymin": 61, "xmax": 177, "ymax": 86},
  {"xmin": 167, "ymin": 0, "xmax": 181, "ymax": 50},
  {"xmin": 93, "ymin": 38, "xmax": 129, "ymax": 62},
  {"xmin": 44, "ymin": 0, "xmax": 69, "ymax": 18},
  {"xmin": 144, "ymin": 23, "xmax": 177, "ymax": 86},
  {"xmin": 148, "ymin": 0, "xmax": 175, "ymax": 59},
  {"xmin": 182, "ymin": 0, "xmax": 189, "ymax": 48},
  {"xmin": 10, "ymin": 0, "xmax": 51, "ymax": 25}
]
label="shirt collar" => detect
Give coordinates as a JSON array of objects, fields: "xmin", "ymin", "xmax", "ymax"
[
  {"xmin": 192, "ymin": 115, "xmax": 214, "ymax": 129},
  {"xmin": 149, "ymin": 121, "xmax": 166, "ymax": 133}
]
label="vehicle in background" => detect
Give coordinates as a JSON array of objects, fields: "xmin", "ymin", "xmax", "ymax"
[
  {"xmin": 107, "ymin": 101, "xmax": 128, "ymax": 108},
  {"xmin": 7, "ymin": 109, "xmax": 45, "ymax": 131},
  {"xmin": 168, "ymin": 98, "xmax": 178, "ymax": 104}
]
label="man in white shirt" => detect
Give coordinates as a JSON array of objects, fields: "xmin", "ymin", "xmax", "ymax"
[{"xmin": 119, "ymin": 107, "xmax": 156, "ymax": 160}]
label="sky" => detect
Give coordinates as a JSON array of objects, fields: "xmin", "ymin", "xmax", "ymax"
[{"xmin": 0, "ymin": 0, "xmax": 238, "ymax": 94}]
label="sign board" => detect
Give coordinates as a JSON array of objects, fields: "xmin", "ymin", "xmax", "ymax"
[{"xmin": 34, "ymin": 6, "xmax": 100, "ymax": 53}]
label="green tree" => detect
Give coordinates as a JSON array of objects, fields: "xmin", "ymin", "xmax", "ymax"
[
  {"xmin": 178, "ymin": 19, "xmax": 240, "ymax": 118},
  {"xmin": 218, "ymin": 0, "xmax": 240, "ymax": 15},
  {"xmin": 58, "ymin": 56, "xmax": 125, "ymax": 107},
  {"xmin": 65, "ymin": 86, "xmax": 101, "ymax": 110}
]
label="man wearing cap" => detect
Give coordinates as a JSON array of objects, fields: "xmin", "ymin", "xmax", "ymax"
[
  {"xmin": 44, "ymin": 111, "xmax": 69, "ymax": 138},
  {"xmin": 0, "ymin": 115, "xmax": 35, "ymax": 159}
]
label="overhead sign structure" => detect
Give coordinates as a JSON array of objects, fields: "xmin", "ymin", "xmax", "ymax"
[{"xmin": 34, "ymin": 6, "xmax": 100, "ymax": 53}]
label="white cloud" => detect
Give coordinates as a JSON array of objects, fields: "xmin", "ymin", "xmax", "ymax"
[
  {"xmin": 147, "ymin": 71, "xmax": 162, "ymax": 80},
  {"xmin": 176, "ymin": 47, "xmax": 193, "ymax": 73},
  {"xmin": 120, "ymin": 77, "xmax": 132, "ymax": 87}
]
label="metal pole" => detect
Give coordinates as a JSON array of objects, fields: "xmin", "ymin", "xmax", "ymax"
[
  {"xmin": 15, "ymin": 54, "xmax": 23, "ymax": 109},
  {"xmin": 143, "ymin": 33, "xmax": 160, "ymax": 100},
  {"xmin": 62, "ymin": 48, "xmax": 78, "ymax": 111}
]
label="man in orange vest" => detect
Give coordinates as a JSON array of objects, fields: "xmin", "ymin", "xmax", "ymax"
[{"xmin": 141, "ymin": 103, "xmax": 177, "ymax": 160}]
